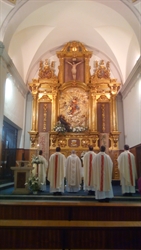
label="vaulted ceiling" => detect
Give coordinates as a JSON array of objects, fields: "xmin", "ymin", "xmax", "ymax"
[{"xmin": 0, "ymin": 0, "xmax": 141, "ymax": 86}]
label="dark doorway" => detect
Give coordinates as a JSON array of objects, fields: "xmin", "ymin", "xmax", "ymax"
[{"xmin": 0, "ymin": 121, "xmax": 18, "ymax": 184}]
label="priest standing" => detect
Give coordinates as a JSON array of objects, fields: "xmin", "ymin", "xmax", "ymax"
[
  {"xmin": 83, "ymin": 145, "xmax": 96, "ymax": 194},
  {"xmin": 48, "ymin": 147, "xmax": 66, "ymax": 195},
  {"xmin": 65, "ymin": 150, "xmax": 82, "ymax": 192},
  {"xmin": 93, "ymin": 145, "xmax": 114, "ymax": 202},
  {"xmin": 117, "ymin": 144, "xmax": 137, "ymax": 196},
  {"xmin": 32, "ymin": 150, "xmax": 48, "ymax": 191}
]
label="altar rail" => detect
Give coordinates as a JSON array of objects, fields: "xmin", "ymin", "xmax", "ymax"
[{"xmin": 0, "ymin": 201, "xmax": 141, "ymax": 249}]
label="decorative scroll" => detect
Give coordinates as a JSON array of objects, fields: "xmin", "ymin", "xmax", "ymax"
[
  {"xmin": 43, "ymin": 104, "xmax": 48, "ymax": 131},
  {"xmin": 101, "ymin": 104, "xmax": 106, "ymax": 132},
  {"xmin": 38, "ymin": 103, "xmax": 51, "ymax": 132}
]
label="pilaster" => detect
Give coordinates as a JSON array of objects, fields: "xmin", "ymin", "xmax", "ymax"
[{"xmin": 0, "ymin": 57, "xmax": 7, "ymax": 161}]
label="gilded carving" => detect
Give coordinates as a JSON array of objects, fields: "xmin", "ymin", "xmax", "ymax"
[
  {"xmin": 28, "ymin": 131, "xmax": 38, "ymax": 148},
  {"xmin": 97, "ymin": 95, "xmax": 110, "ymax": 102},
  {"xmin": 57, "ymin": 41, "xmax": 92, "ymax": 84},
  {"xmin": 101, "ymin": 104, "xmax": 106, "ymax": 132},
  {"xmin": 57, "ymin": 41, "xmax": 92, "ymax": 58},
  {"xmin": 58, "ymin": 138, "xmax": 67, "ymax": 147},
  {"xmin": 38, "ymin": 60, "xmax": 57, "ymax": 80},
  {"xmin": 91, "ymin": 134, "xmax": 99, "ymax": 147},
  {"xmin": 81, "ymin": 139, "xmax": 90, "ymax": 148},
  {"xmin": 38, "ymin": 92, "xmax": 52, "ymax": 102},
  {"xmin": 29, "ymin": 83, "xmax": 40, "ymax": 95},
  {"xmin": 113, "ymin": 152, "xmax": 119, "ymax": 179},
  {"xmin": 109, "ymin": 132, "xmax": 120, "ymax": 149},
  {"xmin": 52, "ymin": 135, "xmax": 57, "ymax": 147},
  {"xmin": 43, "ymin": 104, "xmax": 47, "ymax": 132},
  {"xmin": 28, "ymin": 40, "xmax": 121, "ymax": 177}
]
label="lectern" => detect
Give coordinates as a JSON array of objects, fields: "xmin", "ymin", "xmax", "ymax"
[{"xmin": 11, "ymin": 166, "xmax": 33, "ymax": 194}]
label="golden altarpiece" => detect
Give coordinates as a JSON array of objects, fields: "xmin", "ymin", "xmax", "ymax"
[{"xmin": 28, "ymin": 41, "xmax": 121, "ymax": 179}]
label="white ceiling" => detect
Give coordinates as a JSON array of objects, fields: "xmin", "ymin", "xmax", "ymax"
[{"xmin": 0, "ymin": 0, "xmax": 141, "ymax": 86}]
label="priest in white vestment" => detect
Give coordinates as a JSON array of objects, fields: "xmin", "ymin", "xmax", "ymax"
[
  {"xmin": 117, "ymin": 144, "xmax": 137, "ymax": 195},
  {"xmin": 65, "ymin": 150, "xmax": 82, "ymax": 192},
  {"xmin": 48, "ymin": 147, "xmax": 66, "ymax": 194},
  {"xmin": 32, "ymin": 150, "xmax": 48, "ymax": 191},
  {"xmin": 93, "ymin": 145, "xmax": 114, "ymax": 202},
  {"xmin": 83, "ymin": 146, "xmax": 96, "ymax": 193}
]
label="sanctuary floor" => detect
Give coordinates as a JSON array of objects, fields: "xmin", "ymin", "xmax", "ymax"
[{"xmin": 0, "ymin": 182, "xmax": 141, "ymax": 203}]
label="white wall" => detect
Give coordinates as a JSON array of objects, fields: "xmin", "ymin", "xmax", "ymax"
[
  {"xmin": 116, "ymin": 93, "xmax": 125, "ymax": 150},
  {"xmin": 4, "ymin": 75, "xmax": 25, "ymax": 128},
  {"xmin": 123, "ymin": 77, "xmax": 141, "ymax": 147},
  {"xmin": 4, "ymin": 75, "xmax": 26, "ymax": 148}
]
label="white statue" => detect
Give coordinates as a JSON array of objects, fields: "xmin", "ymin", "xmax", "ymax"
[{"xmin": 66, "ymin": 60, "xmax": 82, "ymax": 80}]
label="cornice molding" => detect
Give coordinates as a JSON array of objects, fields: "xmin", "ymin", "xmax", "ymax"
[
  {"xmin": 0, "ymin": 42, "xmax": 28, "ymax": 97},
  {"xmin": 120, "ymin": 56, "xmax": 141, "ymax": 99}
]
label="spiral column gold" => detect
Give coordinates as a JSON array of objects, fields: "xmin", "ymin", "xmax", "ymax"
[
  {"xmin": 111, "ymin": 94, "xmax": 118, "ymax": 131},
  {"xmin": 58, "ymin": 57, "xmax": 64, "ymax": 84},
  {"xmin": 91, "ymin": 93, "xmax": 97, "ymax": 131},
  {"xmin": 85, "ymin": 57, "xmax": 90, "ymax": 84},
  {"xmin": 32, "ymin": 93, "xmax": 38, "ymax": 131},
  {"xmin": 52, "ymin": 92, "xmax": 57, "ymax": 129}
]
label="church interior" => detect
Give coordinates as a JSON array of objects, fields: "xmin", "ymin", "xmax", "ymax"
[{"xmin": 0, "ymin": 0, "xmax": 141, "ymax": 249}]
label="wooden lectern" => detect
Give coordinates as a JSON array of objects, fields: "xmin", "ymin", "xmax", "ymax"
[{"xmin": 11, "ymin": 166, "xmax": 33, "ymax": 194}]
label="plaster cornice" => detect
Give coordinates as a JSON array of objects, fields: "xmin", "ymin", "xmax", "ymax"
[
  {"xmin": 0, "ymin": 41, "xmax": 28, "ymax": 97},
  {"xmin": 120, "ymin": 56, "xmax": 141, "ymax": 99}
]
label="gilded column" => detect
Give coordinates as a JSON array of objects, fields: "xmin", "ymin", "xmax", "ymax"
[
  {"xmin": 85, "ymin": 57, "xmax": 90, "ymax": 84},
  {"xmin": 43, "ymin": 103, "xmax": 48, "ymax": 132},
  {"xmin": 29, "ymin": 83, "xmax": 39, "ymax": 132},
  {"xmin": 52, "ymin": 92, "xmax": 57, "ymax": 129},
  {"xmin": 32, "ymin": 93, "xmax": 38, "ymax": 131},
  {"xmin": 89, "ymin": 93, "xmax": 92, "ymax": 130},
  {"xmin": 110, "ymin": 98, "xmax": 113, "ymax": 132},
  {"xmin": 111, "ymin": 94, "xmax": 118, "ymax": 131},
  {"xmin": 91, "ymin": 93, "xmax": 97, "ymax": 131},
  {"xmin": 58, "ymin": 57, "xmax": 64, "ymax": 84},
  {"xmin": 101, "ymin": 103, "xmax": 106, "ymax": 132}
]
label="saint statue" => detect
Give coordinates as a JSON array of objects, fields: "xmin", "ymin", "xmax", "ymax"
[{"xmin": 66, "ymin": 60, "xmax": 82, "ymax": 80}]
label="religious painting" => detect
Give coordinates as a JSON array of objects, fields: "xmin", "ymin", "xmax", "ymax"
[{"xmin": 59, "ymin": 87, "xmax": 89, "ymax": 129}]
